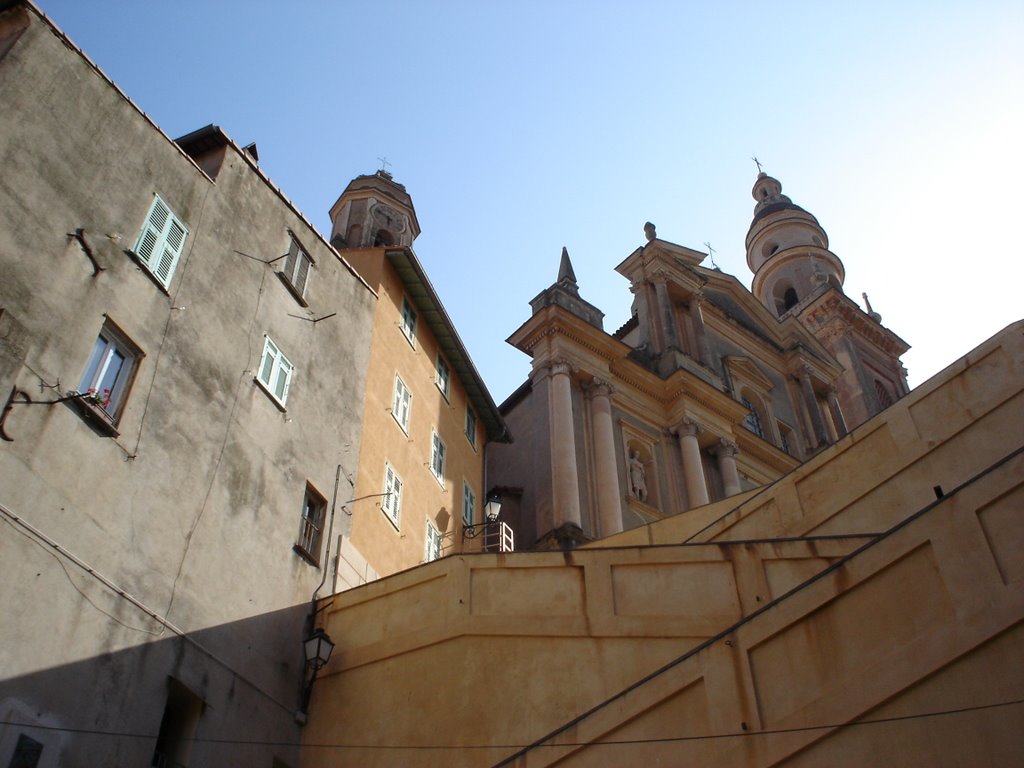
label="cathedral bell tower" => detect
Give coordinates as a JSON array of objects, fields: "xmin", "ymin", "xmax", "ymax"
[
  {"xmin": 328, "ymin": 170, "xmax": 420, "ymax": 249},
  {"xmin": 745, "ymin": 173, "xmax": 845, "ymax": 317},
  {"xmin": 745, "ymin": 171, "xmax": 910, "ymax": 430}
]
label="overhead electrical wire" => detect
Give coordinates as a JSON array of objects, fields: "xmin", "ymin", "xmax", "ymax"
[{"xmin": 1, "ymin": 696, "xmax": 1021, "ymax": 752}]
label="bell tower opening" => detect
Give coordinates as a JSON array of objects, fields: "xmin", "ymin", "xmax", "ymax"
[
  {"xmin": 783, "ymin": 286, "xmax": 799, "ymax": 311},
  {"xmin": 373, "ymin": 229, "xmax": 396, "ymax": 247}
]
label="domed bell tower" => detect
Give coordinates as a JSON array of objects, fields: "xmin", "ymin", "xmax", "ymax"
[
  {"xmin": 328, "ymin": 170, "xmax": 420, "ymax": 249},
  {"xmin": 746, "ymin": 173, "xmax": 845, "ymax": 317},
  {"xmin": 745, "ymin": 171, "xmax": 910, "ymax": 431}
]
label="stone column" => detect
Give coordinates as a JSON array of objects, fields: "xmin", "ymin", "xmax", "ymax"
[
  {"xmin": 716, "ymin": 438, "xmax": 742, "ymax": 498},
  {"xmin": 797, "ymin": 366, "xmax": 830, "ymax": 447},
  {"xmin": 587, "ymin": 379, "xmax": 623, "ymax": 537},
  {"xmin": 689, "ymin": 291, "xmax": 712, "ymax": 365},
  {"xmin": 827, "ymin": 387, "xmax": 848, "ymax": 439},
  {"xmin": 652, "ymin": 275, "xmax": 681, "ymax": 352},
  {"xmin": 677, "ymin": 419, "xmax": 710, "ymax": 508},
  {"xmin": 548, "ymin": 360, "xmax": 582, "ymax": 529}
]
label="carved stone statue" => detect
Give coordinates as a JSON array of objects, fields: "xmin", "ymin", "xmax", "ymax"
[{"xmin": 628, "ymin": 450, "xmax": 648, "ymax": 502}]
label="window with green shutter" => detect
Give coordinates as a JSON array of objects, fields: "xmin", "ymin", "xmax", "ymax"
[
  {"xmin": 462, "ymin": 481, "xmax": 476, "ymax": 527},
  {"xmin": 133, "ymin": 194, "xmax": 188, "ymax": 289},
  {"xmin": 383, "ymin": 463, "xmax": 403, "ymax": 528},
  {"xmin": 280, "ymin": 234, "xmax": 313, "ymax": 304},
  {"xmin": 256, "ymin": 336, "xmax": 293, "ymax": 408},
  {"xmin": 392, "ymin": 375, "xmax": 412, "ymax": 432},
  {"xmin": 424, "ymin": 519, "xmax": 442, "ymax": 562}
]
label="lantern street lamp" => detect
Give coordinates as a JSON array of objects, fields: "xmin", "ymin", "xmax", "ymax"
[
  {"xmin": 483, "ymin": 493, "xmax": 502, "ymax": 522},
  {"xmin": 297, "ymin": 627, "xmax": 334, "ymax": 721}
]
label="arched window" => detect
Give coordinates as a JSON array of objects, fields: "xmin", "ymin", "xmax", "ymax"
[
  {"xmin": 347, "ymin": 223, "xmax": 363, "ymax": 247},
  {"xmin": 373, "ymin": 229, "xmax": 395, "ymax": 247}
]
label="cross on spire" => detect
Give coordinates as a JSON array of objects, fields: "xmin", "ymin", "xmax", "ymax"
[
  {"xmin": 704, "ymin": 241, "xmax": 718, "ymax": 270},
  {"xmin": 752, "ymin": 155, "xmax": 764, "ymax": 174},
  {"xmin": 377, "ymin": 156, "xmax": 392, "ymax": 173}
]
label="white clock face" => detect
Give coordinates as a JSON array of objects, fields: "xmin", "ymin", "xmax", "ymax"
[{"xmin": 371, "ymin": 203, "xmax": 406, "ymax": 233}]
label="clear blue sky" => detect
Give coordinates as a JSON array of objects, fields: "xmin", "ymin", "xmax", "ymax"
[{"xmin": 35, "ymin": 1, "xmax": 1024, "ymax": 402}]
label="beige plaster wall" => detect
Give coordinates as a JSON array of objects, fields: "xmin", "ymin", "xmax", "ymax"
[{"xmin": 344, "ymin": 252, "xmax": 486, "ymax": 581}]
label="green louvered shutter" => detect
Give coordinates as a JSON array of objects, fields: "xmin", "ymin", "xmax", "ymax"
[{"xmin": 134, "ymin": 195, "xmax": 188, "ymax": 289}]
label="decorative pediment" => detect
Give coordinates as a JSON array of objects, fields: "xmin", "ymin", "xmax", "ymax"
[
  {"xmin": 724, "ymin": 355, "xmax": 775, "ymax": 392},
  {"xmin": 615, "ymin": 238, "xmax": 708, "ymax": 282}
]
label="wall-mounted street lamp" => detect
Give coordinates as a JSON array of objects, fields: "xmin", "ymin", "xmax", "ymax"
[
  {"xmin": 296, "ymin": 627, "xmax": 335, "ymax": 723},
  {"xmin": 462, "ymin": 493, "xmax": 514, "ymax": 552},
  {"xmin": 483, "ymin": 494, "xmax": 502, "ymax": 522}
]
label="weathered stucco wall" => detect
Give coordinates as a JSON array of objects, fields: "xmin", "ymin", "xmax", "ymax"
[{"xmin": 0, "ymin": 6, "xmax": 375, "ymax": 766}]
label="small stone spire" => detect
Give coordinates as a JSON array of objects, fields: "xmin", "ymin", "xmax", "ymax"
[
  {"xmin": 529, "ymin": 245, "xmax": 604, "ymax": 329},
  {"xmin": 557, "ymin": 246, "xmax": 578, "ymax": 294},
  {"xmin": 644, "ymin": 222, "xmax": 657, "ymax": 242}
]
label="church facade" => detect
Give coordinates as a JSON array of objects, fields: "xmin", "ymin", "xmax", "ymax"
[{"xmin": 488, "ymin": 173, "xmax": 908, "ymax": 549}]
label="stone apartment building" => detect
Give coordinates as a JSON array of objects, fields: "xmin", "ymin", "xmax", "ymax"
[{"xmin": 0, "ymin": 3, "xmax": 506, "ymax": 766}]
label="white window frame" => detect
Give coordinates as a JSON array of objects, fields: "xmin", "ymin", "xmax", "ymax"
[
  {"xmin": 465, "ymin": 406, "xmax": 477, "ymax": 448},
  {"xmin": 280, "ymin": 234, "xmax": 313, "ymax": 303},
  {"xmin": 133, "ymin": 194, "xmax": 188, "ymax": 289},
  {"xmin": 383, "ymin": 463, "xmax": 403, "ymax": 528},
  {"xmin": 256, "ymin": 336, "xmax": 294, "ymax": 408},
  {"xmin": 430, "ymin": 430, "xmax": 446, "ymax": 486},
  {"xmin": 424, "ymin": 519, "xmax": 442, "ymax": 562},
  {"xmin": 78, "ymin": 320, "xmax": 142, "ymax": 424},
  {"xmin": 400, "ymin": 298, "xmax": 417, "ymax": 347},
  {"xmin": 392, "ymin": 374, "xmax": 412, "ymax": 433},
  {"xmin": 462, "ymin": 481, "xmax": 476, "ymax": 527},
  {"xmin": 435, "ymin": 356, "xmax": 450, "ymax": 400}
]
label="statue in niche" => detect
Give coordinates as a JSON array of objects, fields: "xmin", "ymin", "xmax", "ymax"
[{"xmin": 628, "ymin": 450, "xmax": 648, "ymax": 502}]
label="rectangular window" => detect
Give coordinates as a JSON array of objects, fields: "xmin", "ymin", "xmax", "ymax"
[
  {"xmin": 133, "ymin": 194, "xmax": 188, "ymax": 289},
  {"xmin": 392, "ymin": 375, "xmax": 412, "ymax": 432},
  {"xmin": 280, "ymin": 234, "xmax": 313, "ymax": 303},
  {"xmin": 778, "ymin": 423, "xmax": 794, "ymax": 456},
  {"xmin": 424, "ymin": 520, "xmax": 442, "ymax": 562},
  {"xmin": 465, "ymin": 406, "xmax": 477, "ymax": 448},
  {"xmin": 430, "ymin": 431, "xmax": 446, "ymax": 485},
  {"xmin": 256, "ymin": 336, "xmax": 293, "ymax": 407},
  {"xmin": 77, "ymin": 320, "xmax": 142, "ymax": 425},
  {"xmin": 382, "ymin": 463, "xmax": 403, "ymax": 528},
  {"xmin": 435, "ymin": 356, "xmax": 450, "ymax": 399},
  {"xmin": 400, "ymin": 298, "xmax": 417, "ymax": 346},
  {"xmin": 293, "ymin": 484, "xmax": 327, "ymax": 566},
  {"xmin": 462, "ymin": 482, "xmax": 476, "ymax": 527}
]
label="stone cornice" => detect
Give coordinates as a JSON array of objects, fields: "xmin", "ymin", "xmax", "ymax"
[
  {"xmin": 508, "ymin": 306, "xmax": 623, "ymax": 363},
  {"xmin": 799, "ymin": 290, "xmax": 910, "ymax": 356}
]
